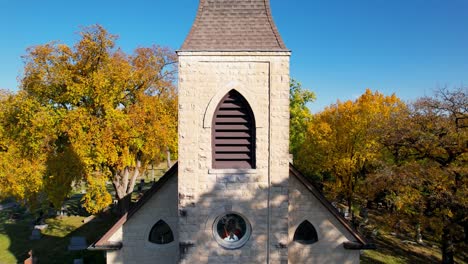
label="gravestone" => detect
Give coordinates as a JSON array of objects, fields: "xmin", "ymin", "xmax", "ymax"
[
  {"xmin": 73, "ymin": 258, "xmax": 84, "ymax": 264},
  {"xmin": 34, "ymin": 224, "xmax": 48, "ymax": 230},
  {"xmin": 68, "ymin": 236, "xmax": 87, "ymax": 251},
  {"xmin": 343, "ymin": 207, "xmax": 350, "ymax": 219},
  {"xmin": 29, "ymin": 229, "xmax": 41, "ymax": 240}
]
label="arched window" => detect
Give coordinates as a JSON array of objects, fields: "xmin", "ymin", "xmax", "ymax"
[
  {"xmin": 149, "ymin": 220, "xmax": 174, "ymax": 244},
  {"xmin": 293, "ymin": 220, "xmax": 318, "ymax": 244},
  {"xmin": 212, "ymin": 90, "xmax": 255, "ymax": 169}
]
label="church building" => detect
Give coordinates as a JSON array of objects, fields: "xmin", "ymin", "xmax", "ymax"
[{"xmin": 90, "ymin": 0, "xmax": 371, "ymax": 263}]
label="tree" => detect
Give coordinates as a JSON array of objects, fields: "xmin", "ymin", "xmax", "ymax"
[
  {"xmin": 296, "ymin": 89, "xmax": 406, "ymax": 221},
  {"xmin": 1, "ymin": 25, "xmax": 178, "ymax": 214},
  {"xmin": 376, "ymin": 87, "xmax": 467, "ymax": 263},
  {"xmin": 0, "ymin": 90, "xmax": 58, "ymax": 208},
  {"xmin": 289, "ymin": 79, "xmax": 316, "ymax": 157}
]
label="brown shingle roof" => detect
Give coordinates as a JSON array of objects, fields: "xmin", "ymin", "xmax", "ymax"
[{"xmin": 180, "ymin": 0, "xmax": 288, "ymax": 51}]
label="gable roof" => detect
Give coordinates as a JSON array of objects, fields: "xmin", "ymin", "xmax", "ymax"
[
  {"xmin": 90, "ymin": 162, "xmax": 372, "ymax": 250},
  {"xmin": 180, "ymin": 0, "xmax": 288, "ymax": 51},
  {"xmin": 289, "ymin": 163, "xmax": 373, "ymax": 249},
  {"xmin": 89, "ymin": 163, "xmax": 178, "ymax": 250}
]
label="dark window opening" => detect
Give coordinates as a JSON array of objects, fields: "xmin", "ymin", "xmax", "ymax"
[
  {"xmin": 149, "ymin": 220, "xmax": 174, "ymax": 244},
  {"xmin": 293, "ymin": 220, "xmax": 318, "ymax": 244},
  {"xmin": 212, "ymin": 90, "xmax": 255, "ymax": 169}
]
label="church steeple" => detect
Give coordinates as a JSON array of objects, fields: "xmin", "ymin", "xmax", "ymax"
[{"xmin": 180, "ymin": 0, "xmax": 288, "ymax": 51}]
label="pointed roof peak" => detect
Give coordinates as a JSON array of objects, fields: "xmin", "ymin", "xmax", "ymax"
[{"xmin": 180, "ymin": 0, "xmax": 288, "ymax": 51}]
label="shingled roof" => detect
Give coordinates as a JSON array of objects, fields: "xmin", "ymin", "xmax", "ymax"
[{"xmin": 180, "ymin": 0, "xmax": 288, "ymax": 51}]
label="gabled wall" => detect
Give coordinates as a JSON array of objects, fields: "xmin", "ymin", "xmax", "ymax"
[
  {"xmin": 288, "ymin": 175, "xmax": 360, "ymax": 264},
  {"xmin": 106, "ymin": 175, "xmax": 179, "ymax": 264}
]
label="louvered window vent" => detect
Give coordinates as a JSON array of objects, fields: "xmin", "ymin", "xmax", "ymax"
[{"xmin": 212, "ymin": 90, "xmax": 255, "ymax": 169}]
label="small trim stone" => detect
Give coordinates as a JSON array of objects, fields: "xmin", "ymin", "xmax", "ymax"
[{"xmin": 208, "ymin": 169, "xmax": 257, "ymax": 175}]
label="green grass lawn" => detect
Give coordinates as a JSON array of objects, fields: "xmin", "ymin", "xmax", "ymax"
[
  {"xmin": 0, "ymin": 204, "xmax": 116, "ymax": 264},
  {"xmin": 360, "ymin": 209, "xmax": 467, "ymax": 264}
]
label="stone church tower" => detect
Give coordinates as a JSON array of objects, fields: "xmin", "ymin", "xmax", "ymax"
[
  {"xmin": 91, "ymin": 1, "xmax": 371, "ymax": 263},
  {"xmin": 177, "ymin": 0, "xmax": 291, "ymax": 262}
]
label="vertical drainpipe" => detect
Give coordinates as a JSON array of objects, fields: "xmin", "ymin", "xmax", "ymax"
[{"xmin": 267, "ymin": 61, "xmax": 271, "ymax": 264}]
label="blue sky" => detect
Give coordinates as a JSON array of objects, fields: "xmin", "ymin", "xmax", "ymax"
[{"xmin": 1, "ymin": 0, "xmax": 467, "ymax": 112}]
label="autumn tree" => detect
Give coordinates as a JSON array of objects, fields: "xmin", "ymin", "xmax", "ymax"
[
  {"xmin": 296, "ymin": 89, "xmax": 406, "ymax": 221},
  {"xmin": 0, "ymin": 90, "xmax": 59, "ymax": 208},
  {"xmin": 3, "ymin": 25, "xmax": 178, "ymax": 214},
  {"xmin": 375, "ymin": 87, "xmax": 467, "ymax": 264}
]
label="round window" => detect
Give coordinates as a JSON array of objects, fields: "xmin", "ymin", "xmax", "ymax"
[{"xmin": 213, "ymin": 212, "xmax": 251, "ymax": 249}]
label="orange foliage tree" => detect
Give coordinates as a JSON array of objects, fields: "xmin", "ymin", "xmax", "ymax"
[{"xmin": 374, "ymin": 87, "xmax": 467, "ymax": 263}]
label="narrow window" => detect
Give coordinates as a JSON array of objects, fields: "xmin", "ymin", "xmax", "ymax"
[
  {"xmin": 149, "ymin": 220, "xmax": 174, "ymax": 244},
  {"xmin": 212, "ymin": 90, "xmax": 255, "ymax": 169},
  {"xmin": 293, "ymin": 220, "xmax": 318, "ymax": 244}
]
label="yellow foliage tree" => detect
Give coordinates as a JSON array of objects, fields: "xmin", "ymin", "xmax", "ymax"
[
  {"xmin": 0, "ymin": 91, "xmax": 56, "ymax": 208},
  {"xmin": 1, "ymin": 25, "xmax": 178, "ymax": 214},
  {"xmin": 296, "ymin": 89, "xmax": 406, "ymax": 220}
]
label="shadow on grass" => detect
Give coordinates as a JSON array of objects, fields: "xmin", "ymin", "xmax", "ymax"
[
  {"xmin": 368, "ymin": 234, "xmax": 440, "ymax": 264},
  {"xmin": 361, "ymin": 209, "xmax": 445, "ymax": 264},
  {"xmin": 0, "ymin": 207, "xmax": 117, "ymax": 264},
  {"xmin": 63, "ymin": 193, "xmax": 90, "ymax": 217}
]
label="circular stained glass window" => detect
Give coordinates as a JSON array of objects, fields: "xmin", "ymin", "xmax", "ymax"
[{"xmin": 213, "ymin": 212, "xmax": 251, "ymax": 249}]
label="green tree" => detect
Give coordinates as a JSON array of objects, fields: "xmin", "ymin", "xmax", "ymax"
[{"xmin": 289, "ymin": 79, "xmax": 315, "ymax": 157}]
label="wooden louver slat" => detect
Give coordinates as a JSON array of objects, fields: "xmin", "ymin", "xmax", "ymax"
[{"xmin": 212, "ymin": 90, "xmax": 255, "ymax": 169}]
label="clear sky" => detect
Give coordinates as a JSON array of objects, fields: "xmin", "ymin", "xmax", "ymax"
[{"xmin": 1, "ymin": 0, "xmax": 467, "ymax": 112}]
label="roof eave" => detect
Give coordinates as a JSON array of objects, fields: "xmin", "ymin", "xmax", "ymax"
[
  {"xmin": 89, "ymin": 163, "xmax": 179, "ymax": 250},
  {"xmin": 289, "ymin": 163, "xmax": 371, "ymax": 246},
  {"xmin": 88, "ymin": 242, "xmax": 123, "ymax": 251},
  {"xmin": 177, "ymin": 49, "xmax": 291, "ymax": 53},
  {"xmin": 343, "ymin": 241, "xmax": 376, "ymax": 250}
]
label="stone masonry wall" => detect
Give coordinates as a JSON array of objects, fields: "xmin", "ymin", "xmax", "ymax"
[
  {"xmin": 106, "ymin": 175, "xmax": 179, "ymax": 264},
  {"xmin": 178, "ymin": 51, "xmax": 290, "ymax": 263},
  {"xmin": 288, "ymin": 175, "xmax": 360, "ymax": 264}
]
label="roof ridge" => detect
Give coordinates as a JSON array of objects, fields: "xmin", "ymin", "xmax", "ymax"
[
  {"xmin": 262, "ymin": 0, "xmax": 286, "ymax": 50},
  {"xmin": 180, "ymin": 0, "xmax": 206, "ymax": 51}
]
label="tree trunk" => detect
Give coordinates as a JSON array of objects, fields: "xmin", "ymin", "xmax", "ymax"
[
  {"xmin": 117, "ymin": 194, "xmax": 131, "ymax": 215},
  {"xmin": 111, "ymin": 160, "xmax": 142, "ymax": 215},
  {"xmin": 442, "ymin": 225, "xmax": 454, "ymax": 264},
  {"xmin": 347, "ymin": 196, "xmax": 353, "ymax": 222},
  {"xmin": 166, "ymin": 148, "xmax": 172, "ymax": 168}
]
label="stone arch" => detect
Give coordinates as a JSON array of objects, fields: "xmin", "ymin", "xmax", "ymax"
[
  {"xmin": 293, "ymin": 220, "xmax": 319, "ymax": 245},
  {"xmin": 203, "ymin": 82, "xmax": 263, "ymax": 128}
]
